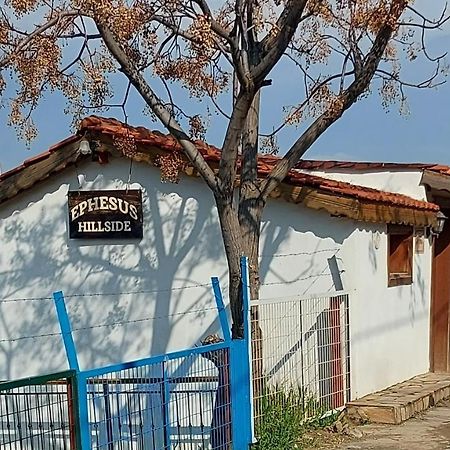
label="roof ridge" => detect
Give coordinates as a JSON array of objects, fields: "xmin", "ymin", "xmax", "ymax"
[{"xmin": 296, "ymin": 159, "xmax": 450, "ymax": 174}]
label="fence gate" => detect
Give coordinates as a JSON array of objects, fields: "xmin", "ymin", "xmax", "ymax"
[
  {"xmin": 0, "ymin": 370, "xmax": 77, "ymax": 449},
  {"xmin": 77, "ymin": 343, "xmax": 233, "ymax": 450}
]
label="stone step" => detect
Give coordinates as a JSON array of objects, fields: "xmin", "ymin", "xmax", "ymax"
[{"xmin": 346, "ymin": 372, "xmax": 450, "ymax": 425}]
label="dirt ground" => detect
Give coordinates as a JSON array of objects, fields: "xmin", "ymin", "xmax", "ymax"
[{"xmin": 305, "ymin": 399, "xmax": 450, "ymax": 450}]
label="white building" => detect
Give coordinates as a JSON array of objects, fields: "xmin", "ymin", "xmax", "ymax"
[{"xmin": 0, "ymin": 116, "xmax": 448, "ymax": 403}]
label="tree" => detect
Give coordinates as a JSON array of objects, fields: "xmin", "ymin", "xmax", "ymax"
[{"xmin": 0, "ymin": 0, "xmax": 447, "ymax": 338}]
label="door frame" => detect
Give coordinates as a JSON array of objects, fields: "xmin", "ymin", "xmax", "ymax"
[{"xmin": 430, "ymin": 206, "xmax": 450, "ymax": 372}]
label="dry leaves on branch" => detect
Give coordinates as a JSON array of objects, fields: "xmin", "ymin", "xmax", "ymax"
[{"xmin": 154, "ymin": 152, "xmax": 187, "ymax": 184}]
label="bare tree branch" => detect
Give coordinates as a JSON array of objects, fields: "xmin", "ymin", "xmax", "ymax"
[
  {"xmin": 97, "ymin": 21, "xmax": 219, "ymax": 193},
  {"xmin": 252, "ymin": 0, "xmax": 308, "ymax": 84},
  {"xmin": 259, "ymin": 0, "xmax": 409, "ymax": 201}
]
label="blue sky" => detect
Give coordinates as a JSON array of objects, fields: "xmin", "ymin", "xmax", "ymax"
[{"xmin": 1, "ymin": 2, "xmax": 449, "ymax": 173}]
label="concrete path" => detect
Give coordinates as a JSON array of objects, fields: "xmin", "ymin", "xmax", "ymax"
[{"xmin": 333, "ymin": 400, "xmax": 450, "ymax": 450}]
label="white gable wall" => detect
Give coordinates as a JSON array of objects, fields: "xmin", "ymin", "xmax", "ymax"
[
  {"xmin": 0, "ymin": 158, "xmax": 432, "ymax": 399},
  {"xmin": 300, "ymin": 169, "xmax": 426, "ymax": 201},
  {"xmin": 0, "ymin": 160, "xmax": 228, "ymax": 379}
]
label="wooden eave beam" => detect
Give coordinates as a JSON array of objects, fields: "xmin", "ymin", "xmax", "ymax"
[
  {"xmin": 270, "ymin": 183, "xmax": 437, "ymax": 228},
  {"xmin": 0, "ymin": 140, "xmax": 82, "ymax": 205},
  {"xmin": 422, "ymin": 170, "xmax": 450, "ymax": 196},
  {"xmin": 127, "ymin": 141, "xmax": 437, "ymax": 228}
]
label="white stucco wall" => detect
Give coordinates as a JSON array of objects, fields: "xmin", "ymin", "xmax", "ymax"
[
  {"xmin": 341, "ymin": 224, "xmax": 432, "ymax": 398},
  {"xmin": 299, "ymin": 169, "xmax": 427, "ymax": 201},
  {"xmin": 0, "ymin": 157, "xmax": 433, "ymax": 401},
  {"xmin": 259, "ymin": 200, "xmax": 433, "ymax": 399},
  {"xmin": 0, "ymin": 160, "xmax": 228, "ymax": 379}
]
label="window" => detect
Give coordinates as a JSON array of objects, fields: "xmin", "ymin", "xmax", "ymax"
[{"xmin": 388, "ymin": 225, "xmax": 413, "ymax": 287}]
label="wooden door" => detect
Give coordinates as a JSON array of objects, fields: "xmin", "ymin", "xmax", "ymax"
[{"xmin": 431, "ymin": 208, "xmax": 450, "ymax": 372}]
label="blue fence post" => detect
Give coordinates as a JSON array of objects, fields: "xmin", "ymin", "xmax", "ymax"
[
  {"xmin": 241, "ymin": 256, "xmax": 255, "ymax": 443},
  {"xmin": 229, "ymin": 256, "xmax": 255, "ymax": 449},
  {"xmin": 53, "ymin": 291, "xmax": 80, "ymax": 372},
  {"xmin": 75, "ymin": 371, "xmax": 92, "ymax": 450},
  {"xmin": 211, "ymin": 277, "xmax": 231, "ymax": 342},
  {"xmin": 53, "ymin": 291, "xmax": 91, "ymax": 450},
  {"xmin": 162, "ymin": 359, "xmax": 172, "ymax": 449}
]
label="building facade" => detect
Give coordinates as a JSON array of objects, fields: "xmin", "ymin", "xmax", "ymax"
[{"xmin": 0, "ymin": 117, "xmax": 446, "ymax": 402}]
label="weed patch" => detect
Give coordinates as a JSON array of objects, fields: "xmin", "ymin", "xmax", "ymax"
[{"xmin": 254, "ymin": 385, "xmax": 339, "ymax": 450}]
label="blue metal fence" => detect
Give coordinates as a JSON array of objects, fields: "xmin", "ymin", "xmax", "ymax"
[
  {"xmin": 74, "ymin": 343, "xmax": 233, "ymax": 449},
  {"xmin": 41, "ymin": 256, "xmax": 254, "ymax": 450},
  {"xmin": 0, "ymin": 370, "xmax": 76, "ymax": 450}
]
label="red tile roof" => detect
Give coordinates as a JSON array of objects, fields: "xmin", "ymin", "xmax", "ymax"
[
  {"xmin": 0, "ymin": 116, "xmax": 439, "ymax": 214},
  {"xmin": 285, "ymin": 172, "xmax": 438, "ymax": 211},
  {"xmin": 296, "ymin": 159, "xmax": 450, "ymax": 176},
  {"xmin": 79, "ymin": 116, "xmax": 438, "ymax": 212}
]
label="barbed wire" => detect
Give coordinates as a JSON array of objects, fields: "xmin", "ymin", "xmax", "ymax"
[
  {"xmin": 260, "ymin": 272, "xmax": 344, "ymax": 287},
  {"xmin": 71, "ymin": 306, "xmax": 218, "ymax": 332},
  {"xmin": 0, "ymin": 296, "xmax": 53, "ymax": 304},
  {"xmin": 261, "ymin": 247, "xmax": 342, "ymax": 289},
  {"xmin": 0, "ymin": 265, "xmax": 344, "ymax": 342},
  {"xmin": 0, "ymin": 250, "xmax": 342, "ymax": 304},
  {"xmin": 0, "ymin": 331, "xmax": 61, "ymax": 343},
  {"xmin": 253, "ymin": 290, "xmax": 351, "ymax": 303},
  {"xmin": 0, "ymin": 306, "xmax": 219, "ymax": 343},
  {"xmin": 256, "ymin": 248, "xmax": 343, "ymax": 345},
  {"xmin": 260, "ymin": 248, "xmax": 340, "ymax": 258},
  {"xmin": 64, "ymin": 283, "xmax": 212, "ymax": 299},
  {"xmin": 0, "ymin": 283, "xmax": 212, "ymax": 304}
]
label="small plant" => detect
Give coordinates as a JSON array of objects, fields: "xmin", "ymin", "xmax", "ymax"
[{"xmin": 254, "ymin": 384, "xmax": 335, "ymax": 450}]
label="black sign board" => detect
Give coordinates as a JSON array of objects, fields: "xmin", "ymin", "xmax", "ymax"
[{"xmin": 68, "ymin": 190, "xmax": 143, "ymax": 239}]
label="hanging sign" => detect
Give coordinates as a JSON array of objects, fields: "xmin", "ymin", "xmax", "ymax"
[{"xmin": 68, "ymin": 190, "xmax": 143, "ymax": 239}]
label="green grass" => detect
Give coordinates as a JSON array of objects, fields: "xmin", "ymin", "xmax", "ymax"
[{"xmin": 254, "ymin": 385, "xmax": 339, "ymax": 450}]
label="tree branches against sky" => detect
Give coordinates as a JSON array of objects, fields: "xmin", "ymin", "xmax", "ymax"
[{"xmin": 0, "ymin": 0, "xmax": 449, "ymax": 174}]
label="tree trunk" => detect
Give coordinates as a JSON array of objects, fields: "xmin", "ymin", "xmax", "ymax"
[
  {"xmin": 214, "ymin": 192, "xmax": 263, "ymax": 330},
  {"xmin": 238, "ymin": 189, "xmax": 265, "ymax": 415},
  {"xmin": 239, "ymin": 90, "xmax": 265, "ymax": 410},
  {"xmin": 215, "ymin": 195, "xmax": 244, "ymax": 339},
  {"xmin": 215, "ymin": 89, "xmax": 266, "ymax": 416}
]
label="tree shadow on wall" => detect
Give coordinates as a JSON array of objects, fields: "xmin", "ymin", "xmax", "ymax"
[
  {"xmin": 259, "ymin": 200, "xmax": 353, "ymax": 296},
  {"xmin": 1, "ymin": 164, "xmax": 360, "ymax": 380},
  {"xmin": 0, "ymin": 167, "xmax": 225, "ymax": 379}
]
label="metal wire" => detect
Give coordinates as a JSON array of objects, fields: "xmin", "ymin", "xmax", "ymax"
[
  {"xmin": 260, "ymin": 272, "xmax": 336, "ymax": 287},
  {"xmin": 260, "ymin": 248, "xmax": 340, "ymax": 258},
  {"xmin": 0, "ymin": 306, "xmax": 219, "ymax": 343},
  {"xmin": 64, "ymin": 283, "xmax": 212, "ymax": 299},
  {"xmin": 0, "ymin": 283, "xmax": 212, "ymax": 304},
  {"xmin": 0, "ymin": 296, "xmax": 53, "ymax": 304},
  {"xmin": 251, "ymin": 292, "xmax": 351, "ymax": 431},
  {"xmin": 85, "ymin": 349, "xmax": 232, "ymax": 449},
  {"xmin": 0, "ymin": 331, "xmax": 62, "ymax": 343}
]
